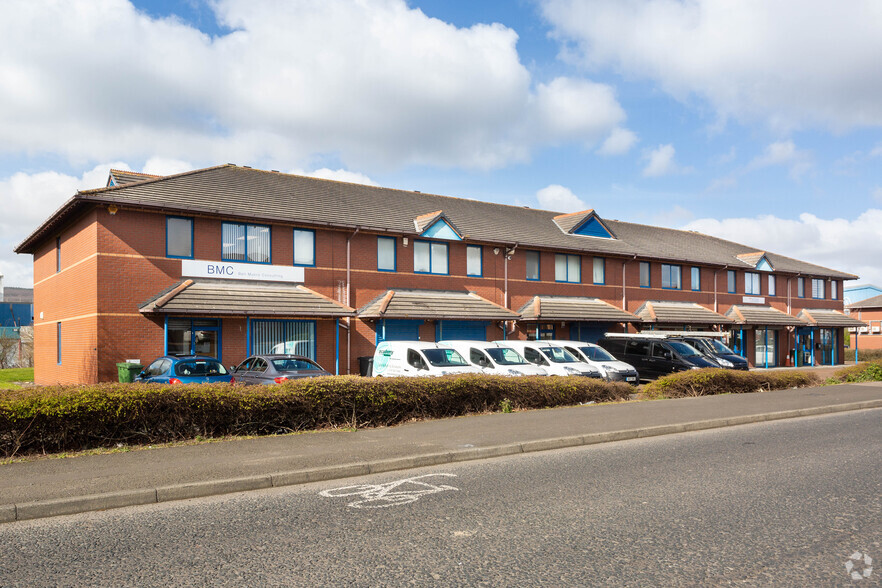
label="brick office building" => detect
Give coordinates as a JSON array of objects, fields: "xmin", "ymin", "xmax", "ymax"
[
  {"xmin": 846, "ymin": 295, "xmax": 882, "ymax": 351},
  {"xmin": 15, "ymin": 165, "xmax": 863, "ymax": 384}
]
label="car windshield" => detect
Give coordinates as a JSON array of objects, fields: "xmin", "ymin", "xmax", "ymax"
[
  {"xmin": 708, "ymin": 339, "xmax": 736, "ymax": 354},
  {"xmin": 272, "ymin": 358, "xmax": 323, "ymax": 372},
  {"xmin": 579, "ymin": 346, "xmax": 615, "ymax": 361},
  {"xmin": 539, "ymin": 347, "xmax": 579, "ymax": 363},
  {"xmin": 174, "ymin": 360, "xmax": 228, "ymax": 377},
  {"xmin": 422, "ymin": 348, "xmax": 470, "ymax": 367},
  {"xmin": 484, "ymin": 347, "xmax": 529, "ymax": 366},
  {"xmin": 667, "ymin": 341, "xmax": 702, "ymax": 357}
]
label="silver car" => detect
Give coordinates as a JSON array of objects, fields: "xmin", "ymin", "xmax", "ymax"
[{"xmin": 232, "ymin": 354, "xmax": 331, "ymax": 384}]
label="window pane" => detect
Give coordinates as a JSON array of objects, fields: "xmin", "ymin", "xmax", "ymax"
[
  {"xmin": 167, "ymin": 217, "xmax": 192, "ymax": 258},
  {"xmin": 768, "ymin": 274, "xmax": 776, "ymax": 296},
  {"xmin": 467, "ymin": 246, "xmax": 481, "ymax": 276},
  {"xmin": 746, "ymin": 272, "xmax": 759, "ymax": 295},
  {"xmin": 640, "ymin": 262, "xmax": 650, "ymax": 287},
  {"xmin": 555, "ymin": 254, "xmax": 567, "ymax": 281},
  {"xmin": 378, "ymin": 237, "xmax": 395, "ymax": 271},
  {"xmin": 728, "ymin": 270, "xmax": 735, "ymax": 293},
  {"xmin": 431, "ymin": 242, "xmax": 448, "ymax": 274},
  {"xmin": 247, "ymin": 225, "xmax": 271, "ymax": 263},
  {"xmin": 593, "ymin": 257, "xmax": 604, "ymax": 284},
  {"xmin": 526, "ymin": 251, "xmax": 539, "ymax": 280},
  {"xmin": 222, "ymin": 223, "xmax": 246, "ymax": 261},
  {"xmin": 414, "ymin": 242, "xmax": 430, "ymax": 272},
  {"xmin": 567, "ymin": 255, "xmax": 580, "ymax": 283},
  {"xmin": 293, "ymin": 229, "xmax": 314, "ymax": 266},
  {"xmin": 672, "ymin": 265, "xmax": 681, "ymax": 289},
  {"xmin": 798, "ymin": 278, "xmax": 804, "ymax": 297},
  {"xmin": 831, "ymin": 280, "xmax": 838, "ymax": 299},
  {"xmin": 691, "ymin": 267, "xmax": 700, "ymax": 291}
]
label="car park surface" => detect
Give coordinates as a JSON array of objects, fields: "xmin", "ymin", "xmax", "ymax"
[
  {"xmin": 231, "ymin": 354, "xmax": 331, "ymax": 384},
  {"xmin": 136, "ymin": 356, "xmax": 232, "ymax": 384}
]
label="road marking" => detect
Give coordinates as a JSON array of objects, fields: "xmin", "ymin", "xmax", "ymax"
[{"xmin": 319, "ymin": 473, "xmax": 458, "ymax": 508}]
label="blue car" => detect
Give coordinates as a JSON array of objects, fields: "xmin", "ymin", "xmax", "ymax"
[{"xmin": 136, "ymin": 355, "xmax": 233, "ymax": 384}]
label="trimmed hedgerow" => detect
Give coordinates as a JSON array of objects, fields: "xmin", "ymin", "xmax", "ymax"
[
  {"xmin": 825, "ymin": 360, "xmax": 882, "ymax": 384},
  {"xmin": 641, "ymin": 368, "xmax": 821, "ymax": 400},
  {"xmin": 0, "ymin": 375, "xmax": 630, "ymax": 457}
]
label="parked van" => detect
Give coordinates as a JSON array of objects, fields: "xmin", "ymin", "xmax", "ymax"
[
  {"xmin": 371, "ymin": 341, "xmax": 483, "ymax": 377},
  {"xmin": 496, "ymin": 340, "xmax": 602, "ymax": 378},
  {"xmin": 596, "ymin": 335, "xmax": 718, "ymax": 381},
  {"xmin": 670, "ymin": 336, "xmax": 749, "ymax": 370},
  {"xmin": 438, "ymin": 341, "xmax": 548, "ymax": 376},
  {"xmin": 545, "ymin": 339, "xmax": 639, "ymax": 384}
]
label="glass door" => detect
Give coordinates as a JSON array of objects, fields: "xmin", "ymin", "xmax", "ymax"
[
  {"xmin": 166, "ymin": 318, "xmax": 221, "ymax": 358},
  {"xmin": 754, "ymin": 328, "xmax": 777, "ymax": 368}
]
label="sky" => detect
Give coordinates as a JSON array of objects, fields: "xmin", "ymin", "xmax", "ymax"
[{"xmin": 2, "ymin": 0, "xmax": 881, "ymax": 289}]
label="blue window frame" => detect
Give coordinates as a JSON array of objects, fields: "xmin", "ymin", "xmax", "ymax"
[
  {"xmin": 639, "ymin": 262, "xmax": 650, "ymax": 288},
  {"xmin": 593, "ymin": 257, "xmax": 605, "ymax": 285},
  {"xmin": 811, "ymin": 278, "xmax": 825, "ymax": 299},
  {"xmin": 56, "ymin": 237, "xmax": 61, "ymax": 273},
  {"xmin": 745, "ymin": 272, "xmax": 761, "ymax": 295},
  {"xmin": 56, "ymin": 322, "xmax": 61, "ymax": 365},
  {"xmin": 166, "ymin": 216, "xmax": 194, "ymax": 259},
  {"xmin": 377, "ymin": 236, "xmax": 396, "ymax": 272},
  {"xmin": 691, "ymin": 266, "xmax": 701, "ymax": 291},
  {"xmin": 466, "ymin": 245, "xmax": 482, "ymax": 277},
  {"xmin": 249, "ymin": 319, "xmax": 316, "ymax": 359},
  {"xmin": 165, "ymin": 317, "xmax": 223, "ymax": 359},
  {"xmin": 222, "ymin": 222, "xmax": 271, "ymax": 264},
  {"xmin": 293, "ymin": 228, "xmax": 316, "ymax": 267},
  {"xmin": 555, "ymin": 254, "xmax": 581, "ymax": 283},
  {"xmin": 661, "ymin": 264, "xmax": 681, "ymax": 289},
  {"xmin": 414, "ymin": 240, "xmax": 448, "ymax": 274},
  {"xmin": 797, "ymin": 277, "xmax": 805, "ymax": 298},
  {"xmin": 727, "ymin": 270, "xmax": 736, "ymax": 293},
  {"xmin": 526, "ymin": 251, "xmax": 540, "ymax": 281}
]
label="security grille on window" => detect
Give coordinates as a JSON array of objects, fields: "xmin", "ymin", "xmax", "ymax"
[
  {"xmin": 467, "ymin": 246, "xmax": 482, "ymax": 276},
  {"xmin": 812, "ymin": 278, "xmax": 825, "ymax": 299},
  {"xmin": 745, "ymin": 272, "xmax": 760, "ymax": 295},
  {"xmin": 222, "ymin": 222, "xmax": 271, "ymax": 263},
  {"xmin": 555, "ymin": 254, "xmax": 580, "ymax": 283},
  {"xmin": 526, "ymin": 251, "xmax": 540, "ymax": 280},
  {"xmin": 661, "ymin": 264, "xmax": 681, "ymax": 289},
  {"xmin": 414, "ymin": 241, "xmax": 448, "ymax": 274},
  {"xmin": 593, "ymin": 257, "xmax": 605, "ymax": 284},
  {"xmin": 639, "ymin": 262, "xmax": 650, "ymax": 287}
]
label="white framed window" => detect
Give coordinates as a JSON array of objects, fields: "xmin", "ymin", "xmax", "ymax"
[
  {"xmin": 467, "ymin": 245, "xmax": 482, "ymax": 277},
  {"xmin": 293, "ymin": 228, "xmax": 315, "ymax": 267},
  {"xmin": 555, "ymin": 254, "xmax": 580, "ymax": 283}
]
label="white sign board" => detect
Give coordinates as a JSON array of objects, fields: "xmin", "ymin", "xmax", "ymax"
[
  {"xmin": 181, "ymin": 259, "xmax": 304, "ymax": 283},
  {"xmin": 742, "ymin": 296, "xmax": 765, "ymax": 304}
]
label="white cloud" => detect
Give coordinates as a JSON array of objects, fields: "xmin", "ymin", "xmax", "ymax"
[
  {"xmin": 0, "ymin": 0, "xmax": 628, "ymax": 171},
  {"xmin": 748, "ymin": 140, "xmax": 812, "ymax": 180},
  {"xmin": 642, "ymin": 144, "xmax": 691, "ymax": 178},
  {"xmin": 290, "ymin": 168, "xmax": 377, "ymax": 186},
  {"xmin": 874, "ymin": 187, "xmax": 882, "ymax": 203},
  {"xmin": 597, "ymin": 127, "xmax": 637, "ymax": 155},
  {"xmin": 542, "ymin": 0, "xmax": 882, "ymax": 132},
  {"xmin": 536, "ymin": 184, "xmax": 587, "ymax": 213},
  {"xmin": 683, "ymin": 210, "xmax": 882, "ymax": 285},
  {"xmin": 142, "ymin": 157, "xmax": 194, "ymax": 176}
]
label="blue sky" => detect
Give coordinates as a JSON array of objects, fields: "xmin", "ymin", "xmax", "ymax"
[{"xmin": 2, "ymin": 0, "xmax": 881, "ymax": 289}]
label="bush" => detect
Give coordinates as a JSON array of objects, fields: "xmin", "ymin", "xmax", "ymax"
[
  {"xmin": 826, "ymin": 360, "xmax": 882, "ymax": 384},
  {"xmin": 854, "ymin": 348, "xmax": 882, "ymax": 363},
  {"xmin": 0, "ymin": 375, "xmax": 631, "ymax": 457},
  {"xmin": 642, "ymin": 368, "xmax": 821, "ymax": 400}
]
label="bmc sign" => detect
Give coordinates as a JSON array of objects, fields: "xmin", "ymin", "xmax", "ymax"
[{"xmin": 181, "ymin": 260, "xmax": 305, "ymax": 283}]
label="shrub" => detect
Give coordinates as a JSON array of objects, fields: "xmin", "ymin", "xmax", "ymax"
[
  {"xmin": 642, "ymin": 368, "xmax": 821, "ymax": 400},
  {"xmin": 0, "ymin": 375, "xmax": 631, "ymax": 457},
  {"xmin": 855, "ymin": 348, "xmax": 882, "ymax": 363},
  {"xmin": 826, "ymin": 360, "xmax": 882, "ymax": 384}
]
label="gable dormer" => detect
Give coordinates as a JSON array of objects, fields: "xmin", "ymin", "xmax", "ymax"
[
  {"xmin": 414, "ymin": 210, "xmax": 462, "ymax": 241},
  {"xmin": 553, "ymin": 209, "xmax": 615, "ymax": 239},
  {"xmin": 736, "ymin": 251, "xmax": 774, "ymax": 271}
]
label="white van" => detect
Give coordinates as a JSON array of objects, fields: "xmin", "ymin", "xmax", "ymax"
[
  {"xmin": 545, "ymin": 339, "xmax": 639, "ymax": 384},
  {"xmin": 496, "ymin": 340, "xmax": 602, "ymax": 378},
  {"xmin": 371, "ymin": 341, "xmax": 483, "ymax": 377},
  {"xmin": 437, "ymin": 341, "xmax": 548, "ymax": 376}
]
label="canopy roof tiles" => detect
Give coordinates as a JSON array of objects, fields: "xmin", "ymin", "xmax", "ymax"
[
  {"xmin": 636, "ymin": 301, "xmax": 733, "ymax": 325},
  {"xmin": 797, "ymin": 308, "xmax": 866, "ymax": 328},
  {"xmin": 516, "ymin": 296, "xmax": 640, "ymax": 323},
  {"xmin": 726, "ymin": 305, "xmax": 805, "ymax": 326},
  {"xmin": 358, "ymin": 289, "xmax": 518, "ymax": 321}
]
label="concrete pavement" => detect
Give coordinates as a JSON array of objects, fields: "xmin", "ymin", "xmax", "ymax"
[{"xmin": 1, "ymin": 382, "xmax": 881, "ymax": 523}]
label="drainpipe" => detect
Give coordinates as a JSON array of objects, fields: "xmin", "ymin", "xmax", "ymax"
[{"xmin": 346, "ymin": 227, "xmax": 361, "ymax": 374}]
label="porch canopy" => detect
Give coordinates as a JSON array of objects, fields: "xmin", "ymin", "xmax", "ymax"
[
  {"xmin": 516, "ymin": 295, "xmax": 640, "ymax": 323},
  {"xmin": 725, "ymin": 305, "xmax": 805, "ymax": 326},
  {"xmin": 358, "ymin": 289, "xmax": 519, "ymax": 321},
  {"xmin": 796, "ymin": 308, "xmax": 866, "ymax": 328},
  {"xmin": 139, "ymin": 279, "xmax": 356, "ymax": 317},
  {"xmin": 635, "ymin": 301, "xmax": 732, "ymax": 326}
]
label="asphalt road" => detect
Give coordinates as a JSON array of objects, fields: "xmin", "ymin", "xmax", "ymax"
[{"xmin": 1, "ymin": 409, "xmax": 879, "ymax": 587}]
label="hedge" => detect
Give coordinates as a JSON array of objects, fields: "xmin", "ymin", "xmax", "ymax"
[
  {"xmin": 0, "ymin": 375, "xmax": 631, "ymax": 457},
  {"xmin": 641, "ymin": 368, "xmax": 821, "ymax": 399},
  {"xmin": 824, "ymin": 360, "xmax": 882, "ymax": 384}
]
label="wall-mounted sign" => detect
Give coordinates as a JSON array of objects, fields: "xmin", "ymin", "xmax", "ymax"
[
  {"xmin": 742, "ymin": 296, "xmax": 765, "ymax": 304},
  {"xmin": 181, "ymin": 259, "xmax": 304, "ymax": 283}
]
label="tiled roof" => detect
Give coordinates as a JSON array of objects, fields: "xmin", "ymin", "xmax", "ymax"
[
  {"xmin": 726, "ymin": 305, "xmax": 805, "ymax": 326},
  {"xmin": 107, "ymin": 169, "xmax": 163, "ymax": 187},
  {"xmin": 139, "ymin": 279, "xmax": 355, "ymax": 317},
  {"xmin": 797, "ymin": 308, "xmax": 866, "ymax": 328},
  {"xmin": 635, "ymin": 301, "xmax": 733, "ymax": 324},
  {"xmin": 12, "ymin": 165, "xmax": 858, "ymax": 279},
  {"xmin": 735, "ymin": 251, "xmax": 766, "ymax": 267},
  {"xmin": 516, "ymin": 296, "xmax": 640, "ymax": 322},
  {"xmin": 846, "ymin": 293, "xmax": 882, "ymax": 309},
  {"xmin": 358, "ymin": 289, "xmax": 518, "ymax": 320}
]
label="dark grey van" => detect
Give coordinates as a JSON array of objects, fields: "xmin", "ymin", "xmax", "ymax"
[{"xmin": 597, "ymin": 336, "xmax": 718, "ymax": 381}]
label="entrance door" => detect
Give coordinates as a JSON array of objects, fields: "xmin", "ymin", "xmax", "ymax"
[
  {"xmin": 795, "ymin": 328, "xmax": 813, "ymax": 367},
  {"xmin": 818, "ymin": 328, "xmax": 836, "ymax": 365},
  {"xmin": 435, "ymin": 321, "xmax": 487, "ymax": 341},
  {"xmin": 754, "ymin": 327, "xmax": 778, "ymax": 368},
  {"xmin": 167, "ymin": 318, "xmax": 221, "ymax": 358},
  {"xmin": 569, "ymin": 322, "xmax": 611, "ymax": 343}
]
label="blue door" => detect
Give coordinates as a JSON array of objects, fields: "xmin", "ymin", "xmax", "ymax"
[
  {"xmin": 435, "ymin": 320, "xmax": 488, "ymax": 341},
  {"xmin": 569, "ymin": 322, "xmax": 611, "ymax": 343},
  {"xmin": 376, "ymin": 319, "xmax": 422, "ymax": 343}
]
